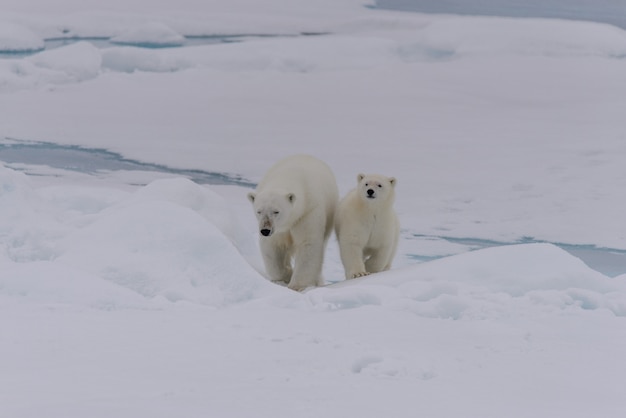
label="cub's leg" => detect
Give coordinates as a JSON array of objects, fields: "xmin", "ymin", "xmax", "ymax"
[
  {"xmin": 364, "ymin": 246, "xmax": 394, "ymax": 274},
  {"xmin": 338, "ymin": 238, "xmax": 369, "ymax": 279}
]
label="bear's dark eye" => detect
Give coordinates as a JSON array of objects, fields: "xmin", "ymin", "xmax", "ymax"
[
  {"xmin": 256, "ymin": 210, "xmax": 261, "ymax": 215},
  {"xmin": 365, "ymin": 183, "xmax": 369, "ymax": 187},
  {"xmin": 273, "ymin": 211, "xmax": 280, "ymax": 215},
  {"xmin": 377, "ymin": 184, "xmax": 382, "ymax": 188}
]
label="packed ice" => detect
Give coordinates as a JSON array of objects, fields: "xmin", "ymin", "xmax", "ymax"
[{"xmin": 1, "ymin": 1, "xmax": 626, "ymax": 417}]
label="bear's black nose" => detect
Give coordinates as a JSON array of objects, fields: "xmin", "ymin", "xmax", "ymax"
[
  {"xmin": 261, "ymin": 229, "xmax": 272, "ymax": 236},
  {"xmin": 367, "ymin": 189, "xmax": 375, "ymax": 197}
]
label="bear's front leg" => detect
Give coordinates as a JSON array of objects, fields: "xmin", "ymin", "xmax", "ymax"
[
  {"xmin": 260, "ymin": 235, "xmax": 293, "ymax": 284},
  {"xmin": 288, "ymin": 238, "xmax": 324, "ymax": 291}
]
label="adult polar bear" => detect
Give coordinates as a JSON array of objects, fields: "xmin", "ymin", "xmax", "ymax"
[
  {"xmin": 335, "ymin": 173, "xmax": 399, "ymax": 280},
  {"xmin": 248, "ymin": 155, "xmax": 338, "ymax": 291}
]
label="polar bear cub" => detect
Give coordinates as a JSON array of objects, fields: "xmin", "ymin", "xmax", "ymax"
[
  {"xmin": 335, "ymin": 173, "xmax": 399, "ymax": 280},
  {"xmin": 248, "ymin": 155, "xmax": 339, "ymax": 291}
]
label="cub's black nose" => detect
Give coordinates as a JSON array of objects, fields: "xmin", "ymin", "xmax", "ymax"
[
  {"xmin": 367, "ymin": 189, "xmax": 375, "ymax": 197},
  {"xmin": 261, "ymin": 229, "xmax": 271, "ymax": 236}
]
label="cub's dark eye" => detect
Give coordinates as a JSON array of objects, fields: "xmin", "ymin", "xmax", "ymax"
[
  {"xmin": 273, "ymin": 211, "xmax": 280, "ymax": 215},
  {"xmin": 377, "ymin": 184, "xmax": 382, "ymax": 188},
  {"xmin": 365, "ymin": 183, "xmax": 369, "ymax": 187},
  {"xmin": 256, "ymin": 210, "xmax": 261, "ymax": 215}
]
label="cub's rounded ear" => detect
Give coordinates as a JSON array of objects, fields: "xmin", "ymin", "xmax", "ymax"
[
  {"xmin": 286, "ymin": 193, "xmax": 296, "ymax": 203},
  {"xmin": 357, "ymin": 173, "xmax": 365, "ymax": 183},
  {"xmin": 389, "ymin": 177, "xmax": 397, "ymax": 187},
  {"xmin": 247, "ymin": 192, "xmax": 256, "ymax": 203}
]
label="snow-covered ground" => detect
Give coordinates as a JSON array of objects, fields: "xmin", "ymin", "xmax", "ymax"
[{"xmin": 1, "ymin": 1, "xmax": 626, "ymax": 416}]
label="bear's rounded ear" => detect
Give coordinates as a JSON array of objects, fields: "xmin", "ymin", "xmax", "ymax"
[
  {"xmin": 389, "ymin": 177, "xmax": 397, "ymax": 187},
  {"xmin": 247, "ymin": 192, "xmax": 256, "ymax": 203},
  {"xmin": 357, "ymin": 173, "xmax": 365, "ymax": 183},
  {"xmin": 286, "ymin": 193, "xmax": 296, "ymax": 203}
]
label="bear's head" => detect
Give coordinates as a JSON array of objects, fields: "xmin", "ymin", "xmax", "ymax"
[
  {"xmin": 357, "ymin": 173, "xmax": 396, "ymax": 205},
  {"xmin": 247, "ymin": 191, "xmax": 295, "ymax": 237}
]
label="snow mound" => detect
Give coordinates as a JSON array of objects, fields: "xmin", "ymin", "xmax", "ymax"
[
  {"xmin": 308, "ymin": 243, "xmax": 626, "ymax": 317},
  {"xmin": 56, "ymin": 178, "xmax": 276, "ymax": 306},
  {"xmin": 28, "ymin": 41, "xmax": 101, "ymax": 83},
  {"xmin": 0, "ymin": 167, "xmax": 281, "ymax": 308},
  {"xmin": 111, "ymin": 22, "xmax": 186, "ymax": 48},
  {"xmin": 125, "ymin": 178, "xmax": 252, "ymax": 253},
  {"xmin": 0, "ymin": 22, "xmax": 44, "ymax": 53}
]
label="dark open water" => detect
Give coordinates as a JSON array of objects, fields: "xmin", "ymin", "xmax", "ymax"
[
  {"xmin": 375, "ymin": 0, "xmax": 626, "ymax": 30},
  {"xmin": 0, "ymin": 139, "xmax": 255, "ymax": 188}
]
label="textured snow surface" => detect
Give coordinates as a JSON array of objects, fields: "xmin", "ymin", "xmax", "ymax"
[{"xmin": 1, "ymin": 1, "xmax": 626, "ymax": 417}]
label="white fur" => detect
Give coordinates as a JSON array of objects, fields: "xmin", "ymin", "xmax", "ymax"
[
  {"xmin": 248, "ymin": 155, "xmax": 338, "ymax": 291},
  {"xmin": 335, "ymin": 173, "xmax": 399, "ymax": 280}
]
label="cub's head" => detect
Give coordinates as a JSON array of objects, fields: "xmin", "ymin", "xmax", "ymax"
[
  {"xmin": 247, "ymin": 191, "xmax": 295, "ymax": 237},
  {"xmin": 357, "ymin": 173, "xmax": 396, "ymax": 204}
]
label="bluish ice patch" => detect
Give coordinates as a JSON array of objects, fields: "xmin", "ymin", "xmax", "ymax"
[
  {"xmin": 407, "ymin": 234, "xmax": 626, "ymax": 278},
  {"xmin": 0, "ymin": 33, "xmax": 329, "ymax": 58},
  {"xmin": 108, "ymin": 36, "xmax": 232, "ymax": 49},
  {"xmin": 0, "ymin": 47, "xmax": 45, "ymax": 58},
  {"xmin": 0, "ymin": 139, "xmax": 255, "ymax": 188}
]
